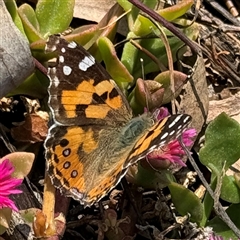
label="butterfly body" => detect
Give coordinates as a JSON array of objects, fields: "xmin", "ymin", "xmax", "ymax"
[{"xmin": 45, "ymin": 35, "xmax": 191, "ymax": 207}]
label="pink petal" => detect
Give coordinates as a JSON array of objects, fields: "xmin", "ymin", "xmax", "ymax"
[{"xmin": 0, "ymin": 159, "xmax": 22, "ymax": 211}]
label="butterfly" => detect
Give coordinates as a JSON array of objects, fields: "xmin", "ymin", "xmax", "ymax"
[{"xmin": 44, "ymin": 35, "xmax": 191, "ymax": 207}]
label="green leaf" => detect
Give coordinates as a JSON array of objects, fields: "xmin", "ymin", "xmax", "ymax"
[
  {"xmin": 134, "ymin": 164, "xmax": 174, "ymax": 189},
  {"xmin": 153, "ymin": 70, "xmax": 187, "ymax": 104},
  {"xmin": 8, "ymin": 70, "xmax": 48, "ymax": 99},
  {"xmin": 201, "ymin": 176, "xmax": 240, "ymax": 227},
  {"xmin": 4, "ymin": 0, "xmax": 25, "ymax": 36},
  {"xmin": 20, "ymin": 208, "xmax": 39, "ymax": 224},
  {"xmin": 168, "ymin": 182, "xmax": 203, "ymax": 223},
  {"xmin": 35, "ymin": 0, "xmax": 74, "ymax": 37},
  {"xmin": 199, "ymin": 113, "xmax": 240, "ymax": 173},
  {"xmin": 133, "ymin": 0, "xmax": 194, "ymax": 36},
  {"xmin": 118, "ymin": 0, "xmax": 157, "ymax": 31},
  {"xmin": 220, "ymin": 176, "xmax": 240, "ymax": 203},
  {"xmin": 199, "ymin": 113, "xmax": 240, "ymax": 226},
  {"xmin": 159, "ymin": 0, "xmax": 194, "ymax": 21},
  {"xmin": 121, "ymin": 23, "xmax": 199, "ymax": 79},
  {"xmin": 18, "ymin": 4, "xmax": 42, "ymax": 42},
  {"xmin": 207, "ymin": 203, "xmax": 240, "ymax": 240},
  {"xmin": 129, "ymin": 79, "xmax": 164, "ymax": 113},
  {"xmin": 98, "ymin": 37, "xmax": 133, "ymax": 87},
  {"xmin": 69, "ymin": 25, "xmax": 100, "ymax": 48}
]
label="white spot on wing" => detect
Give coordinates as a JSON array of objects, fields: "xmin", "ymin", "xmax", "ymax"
[
  {"xmin": 79, "ymin": 55, "xmax": 95, "ymax": 71},
  {"xmin": 149, "ymin": 145, "xmax": 158, "ymax": 152},
  {"xmin": 61, "ymin": 47, "xmax": 66, "ymax": 53},
  {"xmin": 169, "ymin": 115, "xmax": 182, "ymax": 128},
  {"xmin": 68, "ymin": 42, "xmax": 77, "ymax": 48},
  {"xmin": 160, "ymin": 132, "xmax": 169, "ymax": 140},
  {"xmin": 63, "ymin": 66, "xmax": 72, "ymax": 75},
  {"xmin": 59, "ymin": 55, "xmax": 64, "ymax": 63},
  {"xmin": 169, "ymin": 130, "xmax": 175, "ymax": 136},
  {"xmin": 63, "ymin": 149, "xmax": 70, "ymax": 156},
  {"xmin": 183, "ymin": 116, "xmax": 190, "ymax": 123},
  {"xmin": 52, "ymin": 75, "xmax": 60, "ymax": 87}
]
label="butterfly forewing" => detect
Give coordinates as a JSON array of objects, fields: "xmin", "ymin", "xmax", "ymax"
[{"xmin": 46, "ymin": 35, "xmax": 132, "ymax": 126}]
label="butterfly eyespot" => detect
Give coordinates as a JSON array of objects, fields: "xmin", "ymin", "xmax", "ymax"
[
  {"xmin": 60, "ymin": 139, "xmax": 69, "ymax": 147},
  {"xmin": 63, "ymin": 148, "xmax": 71, "ymax": 157},
  {"xmin": 63, "ymin": 161, "xmax": 71, "ymax": 169},
  {"xmin": 71, "ymin": 170, "xmax": 78, "ymax": 178}
]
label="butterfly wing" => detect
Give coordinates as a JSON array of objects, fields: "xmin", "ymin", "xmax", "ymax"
[
  {"xmin": 45, "ymin": 35, "xmax": 192, "ymax": 207},
  {"xmin": 46, "ymin": 124, "xmax": 132, "ymax": 207},
  {"xmin": 46, "ymin": 35, "xmax": 132, "ymax": 126},
  {"xmin": 46, "ymin": 113, "xmax": 191, "ymax": 207},
  {"xmin": 126, "ymin": 114, "xmax": 192, "ymax": 167},
  {"xmin": 45, "ymin": 35, "xmax": 133, "ymax": 206}
]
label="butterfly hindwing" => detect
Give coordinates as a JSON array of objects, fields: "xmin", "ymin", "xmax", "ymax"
[{"xmin": 45, "ymin": 120, "xmax": 150, "ymax": 206}]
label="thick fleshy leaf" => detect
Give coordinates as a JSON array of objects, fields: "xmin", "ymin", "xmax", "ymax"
[
  {"xmin": 199, "ymin": 113, "xmax": 240, "ymax": 173},
  {"xmin": 8, "ymin": 70, "xmax": 48, "ymax": 99},
  {"xmin": 18, "ymin": 4, "xmax": 42, "ymax": 42},
  {"xmin": 98, "ymin": 37, "xmax": 133, "ymax": 86},
  {"xmin": 20, "ymin": 208, "xmax": 40, "ymax": 225},
  {"xmin": 158, "ymin": 0, "xmax": 194, "ymax": 21},
  {"xmin": 67, "ymin": 25, "xmax": 100, "ymax": 48},
  {"xmin": 0, "ymin": 152, "xmax": 35, "ymax": 179},
  {"xmin": 128, "ymin": 78, "xmax": 164, "ymax": 114},
  {"xmin": 35, "ymin": 0, "xmax": 74, "ymax": 37},
  {"xmin": 133, "ymin": 0, "xmax": 194, "ymax": 36},
  {"xmin": 68, "ymin": 3, "xmax": 122, "ymax": 56},
  {"xmin": 121, "ymin": 23, "xmax": 199, "ymax": 79},
  {"xmin": 154, "ymin": 70, "xmax": 187, "ymax": 104},
  {"xmin": 168, "ymin": 182, "xmax": 203, "ymax": 223},
  {"xmin": 120, "ymin": 0, "xmax": 158, "ymax": 31},
  {"xmin": 4, "ymin": 0, "xmax": 25, "ymax": 35},
  {"xmin": 116, "ymin": 0, "xmax": 132, "ymax": 12}
]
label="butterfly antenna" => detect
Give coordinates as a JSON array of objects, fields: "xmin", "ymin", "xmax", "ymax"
[
  {"xmin": 140, "ymin": 58, "xmax": 150, "ymax": 111},
  {"xmin": 140, "ymin": 58, "xmax": 145, "ymax": 81}
]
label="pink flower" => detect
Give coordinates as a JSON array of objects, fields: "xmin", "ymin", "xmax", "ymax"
[
  {"xmin": 142, "ymin": 129, "xmax": 197, "ymax": 169},
  {"xmin": 0, "ymin": 159, "xmax": 23, "ymax": 211}
]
